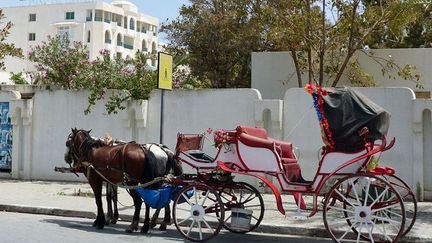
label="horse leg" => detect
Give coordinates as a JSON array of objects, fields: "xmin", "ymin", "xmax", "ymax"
[
  {"xmin": 112, "ymin": 185, "xmax": 119, "ymax": 224},
  {"xmin": 140, "ymin": 203, "xmax": 150, "ymax": 234},
  {"xmin": 89, "ymin": 175, "xmax": 106, "ymax": 229},
  {"xmin": 150, "ymin": 208, "xmax": 160, "ymax": 229},
  {"xmin": 105, "ymin": 183, "xmax": 113, "ymax": 225},
  {"xmin": 160, "ymin": 205, "xmax": 170, "ymax": 231},
  {"xmin": 126, "ymin": 189, "xmax": 142, "ymax": 233}
]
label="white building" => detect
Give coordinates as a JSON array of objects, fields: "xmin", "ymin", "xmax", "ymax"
[{"xmin": 3, "ymin": 0, "xmax": 159, "ymax": 73}]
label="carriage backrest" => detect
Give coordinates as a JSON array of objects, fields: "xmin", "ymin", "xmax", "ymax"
[
  {"xmin": 175, "ymin": 133, "xmax": 204, "ymax": 155},
  {"xmin": 236, "ymin": 126, "xmax": 268, "ymax": 139}
]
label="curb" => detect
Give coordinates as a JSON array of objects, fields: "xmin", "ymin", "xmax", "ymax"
[{"xmin": 0, "ymin": 204, "xmax": 428, "ymax": 242}]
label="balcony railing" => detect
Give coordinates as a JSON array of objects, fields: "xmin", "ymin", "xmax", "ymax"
[
  {"xmin": 124, "ymin": 43, "xmax": 133, "ymax": 50},
  {"xmin": 105, "ymin": 39, "xmax": 111, "ymax": 44},
  {"xmin": 104, "ymin": 19, "xmax": 110, "ymax": 24},
  {"xmin": 117, "ymin": 41, "xmax": 123, "ymax": 47},
  {"xmin": 86, "ymin": 16, "xmax": 92, "ymax": 21},
  {"xmin": 95, "ymin": 16, "xmax": 102, "ymax": 22},
  {"xmin": 151, "ymin": 50, "xmax": 157, "ymax": 55},
  {"xmin": 142, "ymin": 47, "xmax": 148, "ymax": 52}
]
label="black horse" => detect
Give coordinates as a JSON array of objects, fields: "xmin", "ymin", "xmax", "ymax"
[{"xmin": 64, "ymin": 128, "xmax": 182, "ymax": 233}]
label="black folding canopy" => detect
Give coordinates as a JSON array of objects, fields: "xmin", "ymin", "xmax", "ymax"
[{"xmin": 321, "ymin": 87, "xmax": 390, "ymax": 152}]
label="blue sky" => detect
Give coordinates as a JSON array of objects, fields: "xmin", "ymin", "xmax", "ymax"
[{"xmin": 0, "ymin": 0, "xmax": 189, "ymax": 42}]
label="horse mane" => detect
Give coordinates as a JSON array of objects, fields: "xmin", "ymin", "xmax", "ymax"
[{"xmin": 79, "ymin": 133, "xmax": 107, "ymax": 161}]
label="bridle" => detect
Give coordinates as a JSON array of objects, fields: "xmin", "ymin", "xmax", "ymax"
[{"xmin": 65, "ymin": 131, "xmax": 86, "ymax": 168}]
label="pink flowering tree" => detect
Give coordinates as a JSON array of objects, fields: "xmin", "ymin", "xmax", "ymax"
[
  {"xmin": 0, "ymin": 9, "xmax": 22, "ymax": 70},
  {"xmin": 29, "ymin": 35, "xmax": 156, "ymax": 114}
]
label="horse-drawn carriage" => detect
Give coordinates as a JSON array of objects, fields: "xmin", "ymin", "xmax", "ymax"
[{"xmin": 62, "ymin": 86, "xmax": 416, "ymax": 242}]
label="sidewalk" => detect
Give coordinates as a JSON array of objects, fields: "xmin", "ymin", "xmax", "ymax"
[{"xmin": 0, "ymin": 179, "xmax": 431, "ymax": 242}]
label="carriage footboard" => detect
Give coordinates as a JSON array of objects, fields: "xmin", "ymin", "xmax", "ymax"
[{"xmin": 217, "ymin": 161, "xmax": 286, "ymax": 215}]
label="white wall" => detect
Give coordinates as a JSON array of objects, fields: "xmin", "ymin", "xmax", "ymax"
[
  {"xmin": 0, "ymin": 86, "xmax": 431, "ymax": 199},
  {"xmin": 252, "ymin": 49, "xmax": 432, "ymax": 99}
]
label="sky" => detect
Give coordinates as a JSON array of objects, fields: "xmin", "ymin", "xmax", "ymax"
[{"xmin": 0, "ymin": 0, "xmax": 190, "ymax": 42}]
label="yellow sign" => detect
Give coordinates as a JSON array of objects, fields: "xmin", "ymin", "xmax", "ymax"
[{"xmin": 157, "ymin": 52, "xmax": 173, "ymax": 90}]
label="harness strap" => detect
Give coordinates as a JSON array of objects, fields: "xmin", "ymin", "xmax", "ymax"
[
  {"xmin": 121, "ymin": 144, "xmax": 129, "ymax": 182},
  {"xmin": 86, "ymin": 162, "xmax": 166, "ymax": 189}
]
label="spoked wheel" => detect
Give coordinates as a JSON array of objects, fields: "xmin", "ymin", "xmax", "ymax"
[
  {"xmin": 173, "ymin": 183, "xmax": 224, "ymax": 242},
  {"xmin": 323, "ymin": 174, "xmax": 405, "ymax": 243},
  {"xmin": 218, "ymin": 182, "xmax": 264, "ymax": 233},
  {"xmin": 382, "ymin": 174, "xmax": 417, "ymax": 237}
]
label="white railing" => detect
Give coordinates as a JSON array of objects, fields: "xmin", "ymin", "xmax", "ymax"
[{"xmin": 16, "ymin": 0, "xmax": 98, "ymax": 6}]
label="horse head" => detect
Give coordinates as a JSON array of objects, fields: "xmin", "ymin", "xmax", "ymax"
[{"xmin": 64, "ymin": 128, "xmax": 91, "ymax": 167}]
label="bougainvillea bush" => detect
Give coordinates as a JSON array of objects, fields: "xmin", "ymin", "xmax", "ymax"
[{"xmin": 29, "ymin": 36, "xmax": 203, "ymax": 114}]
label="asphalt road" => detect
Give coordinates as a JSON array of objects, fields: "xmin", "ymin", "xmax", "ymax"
[{"xmin": 0, "ymin": 212, "xmax": 334, "ymax": 243}]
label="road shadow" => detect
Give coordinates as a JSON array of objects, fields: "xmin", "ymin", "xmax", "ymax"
[{"xmin": 42, "ymin": 217, "xmax": 331, "ymax": 242}]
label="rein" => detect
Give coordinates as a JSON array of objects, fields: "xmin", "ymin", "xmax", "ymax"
[{"xmin": 82, "ymin": 161, "xmax": 168, "ymax": 190}]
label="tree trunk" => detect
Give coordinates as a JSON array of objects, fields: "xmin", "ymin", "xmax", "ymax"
[{"xmin": 290, "ymin": 50, "xmax": 303, "ymax": 88}]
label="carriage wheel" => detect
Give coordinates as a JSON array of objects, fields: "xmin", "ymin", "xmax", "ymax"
[
  {"xmin": 218, "ymin": 182, "xmax": 264, "ymax": 233},
  {"xmin": 173, "ymin": 183, "xmax": 224, "ymax": 242},
  {"xmin": 382, "ymin": 174, "xmax": 417, "ymax": 237},
  {"xmin": 323, "ymin": 174, "xmax": 405, "ymax": 243}
]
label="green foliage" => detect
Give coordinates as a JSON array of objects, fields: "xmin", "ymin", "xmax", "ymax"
[
  {"xmin": 10, "ymin": 72, "xmax": 27, "ymax": 84},
  {"xmin": 365, "ymin": 2, "xmax": 431, "ymax": 48},
  {"xmin": 162, "ymin": 1, "xmax": 424, "ymax": 88},
  {"xmin": 162, "ymin": 0, "xmax": 266, "ymax": 88},
  {"xmin": 0, "ymin": 9, "xmax": 23, "ymax": 70},
  {"xmin": 263, "ymin": 0, "xmax": 424, "ymax": 87}
]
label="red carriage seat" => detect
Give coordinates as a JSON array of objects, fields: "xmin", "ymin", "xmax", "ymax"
[{"xmin": 235, "ymin": 126, "xmax": 302, "ymax": 182}]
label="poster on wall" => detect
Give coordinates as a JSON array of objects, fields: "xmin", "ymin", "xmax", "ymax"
[{"xmin": 0, "ymin": 102, "xmax": 12, "ymax": 172}]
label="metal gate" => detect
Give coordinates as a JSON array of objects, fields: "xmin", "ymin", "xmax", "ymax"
[{"xmin": 0, "ymin": 102, "xmax": 12, "ymax": 172}]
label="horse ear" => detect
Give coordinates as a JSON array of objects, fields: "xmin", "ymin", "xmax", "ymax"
[
  {"xmin": 87, "ymin": 129, "xmax": 92, "ymax": 134},
  {"xmin": 71, "ymin": 128, "xmax": 76, "ymax": 134}
]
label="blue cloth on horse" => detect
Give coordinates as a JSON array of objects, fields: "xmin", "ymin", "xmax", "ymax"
[
  {"xmin": 135, "ymin": 187, "xmax": 173, "ymax": 209},
  {"xmin": 135, "ymin": 186, "xmax": 194, "ymax": 209}
]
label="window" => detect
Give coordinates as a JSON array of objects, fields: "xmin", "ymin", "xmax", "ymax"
[
  {"xmin": 65, "ymin": 12, "xmax": 75, "ymax": 20},
  {"xmin": 28, "ymin": 33, "xmax": 36, "ymax": 41},
  {"xmin": 129, "ymin": 18, "xmax": 135, "ymax": 30},
  {"xmin": 86, "ymin": 10, "xmax": 92, "ymax": 21},
  {"xmin": 104, "ymin": 30, "xmax": 111, "ymax": 44},
  {"xmin": 58, "ymin": 26, "xmax": 73, "ymax": 41},
  {"xmin": 29, "ymin": 13, "xmax": 36, "ymax": 22}
]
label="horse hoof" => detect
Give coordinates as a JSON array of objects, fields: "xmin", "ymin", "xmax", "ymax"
[
  {"xmin": 96, "ymin": 224, "xmax": 105, "ymax": 230},
  {"xmin": 150, "ymin": 222, "xmax": 157, "ymax": 229},
  {"xmin": 159, "ymin": 224, "xmax": 167, "ymax": 231},
  {"xmin": 110, "ymin": 219, "xmax": 117, "ymax": 225},
  {"xmin": 140, "ymin": 226, "xmax": 149, "ymax": 234}
]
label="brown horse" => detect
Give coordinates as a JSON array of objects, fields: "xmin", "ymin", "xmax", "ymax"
[{"xmin": 64, "ymin": 128, "xmax": 182, "ymax": 233}]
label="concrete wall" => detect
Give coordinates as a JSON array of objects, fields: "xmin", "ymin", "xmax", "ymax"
[
  {"xmin": 0, "ymin": 86, "xmax": 431, "ymax": 200},
  {"xmin": 252, "ymin": 49, "xmax": 432, "ymax": 99}
]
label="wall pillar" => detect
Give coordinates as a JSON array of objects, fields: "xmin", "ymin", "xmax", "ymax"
[{"xmin": 9, "ymin": 98, "xmax": 33, "ymax": 180}]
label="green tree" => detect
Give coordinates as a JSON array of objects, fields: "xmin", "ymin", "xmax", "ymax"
[
  {"xmin": 162, "ymin": 0, "xmax": 267, "ymax": 88},
  {"xmin": 365, "ymin": 1, "xmax": 431, "ymax": 48},
  {"xmin": 164, "ymin": 0, "xmax": 423, "ymax": 88},
  {"xmin": 0, "ymin": 9, "xmax": 23, "ymax": 69},
  {"xmin": 263, "ymin": 0, "xmax": 423, "ymax": 87}
]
